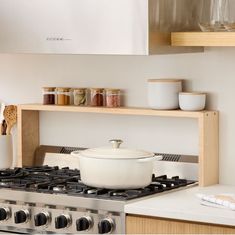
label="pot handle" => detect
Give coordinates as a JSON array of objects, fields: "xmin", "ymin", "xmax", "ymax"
[
  {"xmin": 137, "ymin": 155, "xmax": 163, "ymax": 163},
  {"xmin": 109, "ymin": 139, "xmax": 123, "ymax": 149}
]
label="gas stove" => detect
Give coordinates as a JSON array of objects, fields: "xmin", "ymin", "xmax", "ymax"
[{"xmin": 0, "ymin": 166, "xmax": 196, "ymax": 234}]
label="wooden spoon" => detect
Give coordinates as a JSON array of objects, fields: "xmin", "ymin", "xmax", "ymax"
[{"xmin": 3, "ymin": 105, "xmax": 17, "ymax": 135}]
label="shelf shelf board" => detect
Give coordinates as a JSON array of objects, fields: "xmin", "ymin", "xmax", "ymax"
[
  {"xmin": 171, "ymin": 32, "xmax": 235, "ymax": 47},
  {"xmin": 18, "ymin": 104, "xmax": 217, "ymax": 119}
]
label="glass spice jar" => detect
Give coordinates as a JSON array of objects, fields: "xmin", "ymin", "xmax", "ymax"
[
  {"xmin": 90, "ymin": 88, "xmax": 105, "ymax": 107},
  {"xmin": 106, "ymin": 89, "xmax": 121, "ymax": 108},
  {"xmin": 73, "ymin": 88, "xmax": 87, "ymax": 106},
  {"xmin": 42, "ymin": 87, "xmax": 56, "ymax": 105},
  {"xmin": 56, "ymin": 87, "xmax": 71, "ymax": 105}
]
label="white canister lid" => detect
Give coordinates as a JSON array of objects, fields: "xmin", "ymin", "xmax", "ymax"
[
  {"xmin": 179, "ymin": 92, "xmax": 206, "ymax": 96},
  {"xmin": 148, "ymin": 79, "xmax": 182, "ymax": 83},
  {"xmin": 78, "ymin": 140, "xmax": 154, "ymax": 160}
]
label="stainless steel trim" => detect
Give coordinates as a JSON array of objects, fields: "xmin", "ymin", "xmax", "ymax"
[{"xmin": 0, "ymin": 189, "xmax": 126, "ymax": 212}]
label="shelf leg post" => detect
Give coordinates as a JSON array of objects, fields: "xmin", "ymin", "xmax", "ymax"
[
  {"xmin": 17, "ymin": 108, "xmax": 39, "ymax": 167},
  {"xmin": 198, "ymin": 111, "xmax": 219, "ymax": 186}
]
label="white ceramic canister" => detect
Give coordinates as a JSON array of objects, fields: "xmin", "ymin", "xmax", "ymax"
[
  {"xmin": 179, "ymin": 92, "xmax": 206, "ymax": 111},
  {"xmin": 148, "ymin": 79, "xmax": 182, "ymax": 110},
  {"xmin": 0, "ymin": 135, "xmax": 13, "ymax": 168}
]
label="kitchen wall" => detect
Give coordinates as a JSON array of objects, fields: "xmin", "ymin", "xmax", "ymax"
[{"xmin": 0, "ymin": 47, "xmax": 234, "ymax": 185}]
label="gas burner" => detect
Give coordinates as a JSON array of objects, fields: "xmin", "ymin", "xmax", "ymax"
[
  {"xmin": 53, "ymin": 185, "xmax": 66, "ymax": 192},
  {"xmin": 0, "ymin": 168, "xmax": 29, "ymax": 179},
  {"xmin": 0, "ymin": 167, "xmax": 197, "ymax": 201},
  {"xmin": 22, "ymin": 166, "xmax": 59, "ymax": 173},
  {"xmin": 85, "ymin": 189, "xmax": 98, "ymax": 194},
  {"xmin": 0, "ymin": 182, "xmax": 11, "ymax": 187},
  {"xmin": 110, "ymin": 189, "xmax": 142, "ymax": 198}
]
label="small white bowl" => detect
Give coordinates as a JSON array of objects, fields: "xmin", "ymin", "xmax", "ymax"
[{"xmin": 179, "ymin": 92, "xmax": 206, "ymax": 111}]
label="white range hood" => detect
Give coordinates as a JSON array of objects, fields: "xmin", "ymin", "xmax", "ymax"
[{"xmin": 0, "ymin": 0, "xmax": 202, "ymax": 55}]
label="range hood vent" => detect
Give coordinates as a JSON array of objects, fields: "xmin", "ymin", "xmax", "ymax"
[{"xmin": 0, "ymin": 0, "xmax": 203, "ymax": 55}]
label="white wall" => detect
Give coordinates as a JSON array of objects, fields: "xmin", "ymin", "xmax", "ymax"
[{"xmin": 0, "ymin": 47, "xmax": 234, "ymax": 185}]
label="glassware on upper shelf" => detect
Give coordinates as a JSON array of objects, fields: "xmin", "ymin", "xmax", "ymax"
[
  {"xmin": 199, "ymin": 0, "xmax": 230, "ymax": 32},
  {"xmin": 225, "ymin": 0, "xmax": 235, "ymax": 31}
]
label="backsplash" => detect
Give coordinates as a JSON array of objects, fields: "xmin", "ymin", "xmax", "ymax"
[{"xmin": 0, "ymin": 47, "xmax": 234, "ymax": 185}]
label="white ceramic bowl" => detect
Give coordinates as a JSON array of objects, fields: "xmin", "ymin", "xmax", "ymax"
[
  {"xmin": 148, "ymin": 79, "xmax": 182, "ymax": 110},
  {"xmin": 179, "ymin": 92, "xmax": 206, "ymax": 111}
]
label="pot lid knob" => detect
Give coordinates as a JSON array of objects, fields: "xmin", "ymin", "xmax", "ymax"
[{"xmin": 109, "ymin": 139, "xmax": 123, "ymax": 149}]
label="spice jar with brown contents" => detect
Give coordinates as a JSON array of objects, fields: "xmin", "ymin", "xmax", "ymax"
[
  {"xmin": 56, "ymin": 88, "xmax": 71, "ymax": 105},
  {"xmin": 43, "ymin": 87, "xmax": 56, "ymax": 105},
  {"xmin": 106, "ymin": 89, "xmax": 121, "ymax": 108},
  {"xmin": 90, "ymin": 88, "xmax": 105, "ymax": 106},
  {"xmin": 74, "ymin": 88, "xmax": 87, "ymax": 106}
]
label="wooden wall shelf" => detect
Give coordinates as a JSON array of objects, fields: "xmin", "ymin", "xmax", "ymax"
[
  {"xmin": 171, "ymin": 32, "xmax": 235, "ymax": 47},
  {"xmin": 19, "ymin": 104, "xmax": 214, "ymax": 118},
  {"xmin": 17, "ymin": 104, "xmax": 219, "ymax": 187}
]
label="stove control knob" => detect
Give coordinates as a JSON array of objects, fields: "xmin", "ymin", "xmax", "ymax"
[
  {"xmin": 0, "ymin": 207, "xmax": 11, "ymax": 221},
  {"xmin": 76, "ymin": 216, "xmax": 92, "ymax": 231},
  {"xmin": 98, "ymin": 218, "xmax": 115, "ymax": 234},
  {"xmin": 55, "ymin": 214, "xmax": 71, "ymax": 229},
  {"xmin": 14, "ymin": 210, "xmax": 30, "ymax": 224},
  {"xmin": 34, "ymin": 212, "xmax": 50, "ymax": 227}
]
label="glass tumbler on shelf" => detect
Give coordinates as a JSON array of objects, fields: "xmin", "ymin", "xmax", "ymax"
[
  {"xmin": 199, "ymin": 0, "xmax": 230, "ymax": 32},
  {"xmin": 225, "ymin": 0, "xmax": 235, "ymax": 31}
]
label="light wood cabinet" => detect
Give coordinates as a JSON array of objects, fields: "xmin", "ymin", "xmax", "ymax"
[{"xmin": 126, "ymin": 215, "xmax": 235, "ymax": 234}]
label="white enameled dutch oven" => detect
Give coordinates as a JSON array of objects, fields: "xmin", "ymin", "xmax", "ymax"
[{"xmin": 71, "ymin": 140, "xmax": 162, "ymax": 189}]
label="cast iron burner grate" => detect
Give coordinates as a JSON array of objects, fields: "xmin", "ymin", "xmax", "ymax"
[{"xmin": 0, "ymin": 166, "xmax": 196, "ymax": 201}]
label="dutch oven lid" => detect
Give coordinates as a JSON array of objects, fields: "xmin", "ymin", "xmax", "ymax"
[{"xmin": 78, "ymin": 139, "xmax": 154, "ymax": 159}]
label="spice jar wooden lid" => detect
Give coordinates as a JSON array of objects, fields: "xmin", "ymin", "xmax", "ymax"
[
  {"xmin": 56, "ymin": 87, "xmax": 71, "ymax": 92},
  {"xmin": 106, "ymin": 88, "xmax": 121, "ymax": 94},
  {"xmin": 90, "ymin": 88, "xmax": 105, "ymax": 92},
  {"xmin": 43, "ymin": 87, "xmax": 56, "ymax": 92},
  {"xmin": 106, "ymin": 88, "xmax": 121, "ymax": 92},
  {"xmin": 74, "ymin": 88, "xmax": 87, "ymax": 91}
]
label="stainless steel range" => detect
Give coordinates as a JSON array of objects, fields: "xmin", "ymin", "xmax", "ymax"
[{"xmin": 0, "ymin": 146, "xmax": 198, "ymax": 234}]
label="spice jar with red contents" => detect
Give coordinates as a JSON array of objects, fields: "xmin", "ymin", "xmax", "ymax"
[
  {"xmin": 90, "ymin": 88, "xmax": 105, "ymax": 106},
  {"xmin": 106, "ymin": 89, "xmax": 121, "ymax": 108},
  {"xmin": 42, "ymin": 87, "xmax": 56, "ymax": 105}
]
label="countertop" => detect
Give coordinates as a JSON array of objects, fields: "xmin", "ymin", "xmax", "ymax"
[{"xmin": 125, "ymin": 184, "xmax": 235, "ymax": 227}]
